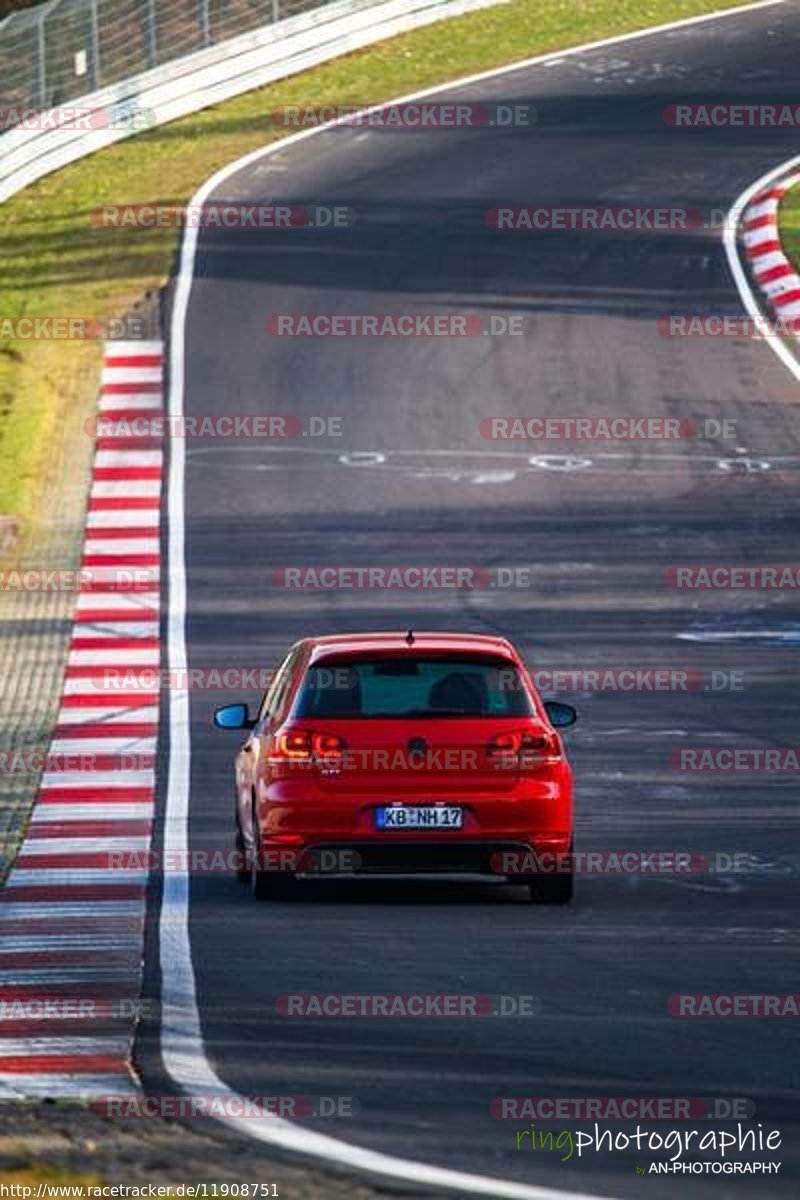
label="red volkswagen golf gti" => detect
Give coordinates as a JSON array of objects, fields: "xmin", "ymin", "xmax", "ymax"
[{"xmin": 214, "ymin": 632, "xmax": 576, "ymax": 902}]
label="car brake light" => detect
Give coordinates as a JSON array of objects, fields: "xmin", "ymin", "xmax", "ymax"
[
  {"xmin": 312, "ymin": 732, "xmax": 346, "ymax": 766},
  {"xmin": 270, "ymin": 729, "xmax": 346, "ymax": 768},
  {"xmin": 275, "ymin": 730, "xmax": 313, "ymax": 760},
  {"xmin": 487, "ymin": 729, "xmax": 560, "ymax": 769}
]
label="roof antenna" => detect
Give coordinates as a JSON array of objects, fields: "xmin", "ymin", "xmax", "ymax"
[{"xmin": 405, "ymin": 628, "xmax": 415, "ymax": 645}]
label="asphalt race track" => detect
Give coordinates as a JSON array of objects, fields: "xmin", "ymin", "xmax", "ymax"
[{"xmin": 147, "ymin": 3, "xmax": 800, "ymax": 1194}]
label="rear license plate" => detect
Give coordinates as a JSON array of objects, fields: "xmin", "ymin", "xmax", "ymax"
[{"xmin": 376, "ymin": 806, "xmax": 463, "ymax": 830}]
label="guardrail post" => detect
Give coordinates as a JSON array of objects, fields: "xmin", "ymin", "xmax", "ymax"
[
  {"xmin": 148, "ymin": 0, "xmax": 158, "ymax": 66},
  {"xmin": 90, "ymin": 0, "xmax": 100, "ymax": 89},
  {"xmin": 37, "ymin": 7, "xmax": 47, "ymax": 108},
  {"xmin": 272, "ymin": 0, "xmax": 280, "ymax": 23},
  {"xmin": 200, "ymin": 0, "xmax": 210, "ymax": 46}
]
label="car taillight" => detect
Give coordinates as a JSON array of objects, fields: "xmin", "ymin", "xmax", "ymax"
[
  {"xmin": 486, "ymin": 729, "xmax": 560, "ymax": 769},
  {"xmin": 312, "ymin": 732, "xmax": 346, "ymax": 767},
  {"xmin": 269, "ymin": 729, "xmax": 346, "ymax": 769}
]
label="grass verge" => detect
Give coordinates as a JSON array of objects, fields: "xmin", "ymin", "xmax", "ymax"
[{"xmin": 0, "ymin": 0, "xmax": 755, "ymax": 532}]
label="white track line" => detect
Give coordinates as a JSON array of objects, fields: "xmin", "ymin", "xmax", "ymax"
[{"xmin": 160, "ymin": 1, "xmax": 785, "ymax": 1195}]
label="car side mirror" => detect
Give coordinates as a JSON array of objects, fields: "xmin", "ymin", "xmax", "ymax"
[
  {"xmin": 544, "ymin": 700, "xmax": 577, "ymax": 729},
  {"xmin": 213, "ymin": 702, "xmax": 254, "ymax": 730}
]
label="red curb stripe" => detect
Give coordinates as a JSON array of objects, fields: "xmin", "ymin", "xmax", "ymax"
[
  {"xmin": 0, "ymin": 885, "xmax": 147, "ymax": 903},
  {"xmin": 104, "ymin": 355, "xmax": 163, "ymax": 369},
  {"xmin": 88, "ymin": 497, "xmax": 160, "ymax": 511},
  {"xmin": 754, "ymin": 262, "xmax": 795, "ymax": 283},
  {"xmin": 0, "ymin": 951, "xmax": 142, "ymax": 968},
  {"xmin": 82, "ymin": 554, "xmax": 160, "ymax": 567},
  {"xmin": 68, "ymin": 637, "xmax": 160, "ymax": 651},
  {"xmin": 15, "ymin": 853, "xmax": 150, "ymax": 870},
  {"xmin": 53, "ymin": 723, "xmax": 157, "ymax": 739},
  {"xmin": 82, "ymin": 527, "xmax": 161, "ymax": 540},
  {"xmin": 60, "ymin": 695, "xmax": 158, "ymax": 709},
  {"xmin": 95, "ymin": 437, "xmax": 164, "ymax": 451},
  {"xmin": 745, "ymin": 239, "xmax": 782, "ymax": 259},
  {"xmin": 743, "ymin": 213, "xmax": 774, "ymax": 231},
  {"xmin": 751, "ymin": 187, "xmax": 785, "ymax": 206},
  {"xmin": 27, "ymin": 822, "xmax": 154, "ymax": 839},
  {"xmin": 36, "ymin": 787, "xmax": 155, "ymax": 804},
  {"xmin": 92, "ymin": 467, "xmax": 163, "ymax": 481},
  {"xmin": 771, "ymin": 287, "xmax": 800, "ymax": 308},
  {"xmin": 73, "ymin": 611, "xmax": 158, "ymax": 624},
  {"xmin": 101, "ymin": 381, "xmax": 162, "ymax": 395},
  {"xmin": 0, "ymin": 1055, "xmax": 129, "ymax": 1073}
]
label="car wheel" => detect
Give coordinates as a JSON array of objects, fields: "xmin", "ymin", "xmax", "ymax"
[
  {"xmin": 251, "ymin": 856, "xmax": 298, "ymax": 901},
  {"xmin": 529, "ymin": 870, "xmax": 574, "ymax": 904},
  {"xmin": 529, "ymin": 841, "xmax": 574, "ymax": 905},
  {"xmin": 249, "ymin": 803, "xmax": 298, "ymax": 900},
  {"xmin": 234, "ymin": 818, "xmax": 249, "ymax": 883}
]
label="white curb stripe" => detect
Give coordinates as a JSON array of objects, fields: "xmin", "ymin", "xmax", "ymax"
[
  {"xmin": 95, "ymin": 450, "xmax": 163, "ymax": 467},
  {"xmin": 31, "ymin": 805, "xmax": 155, "ymax": 824},
  {"xmin": 86, "ymin": 509, "xmax": 160, "ymax": 528},
  {"xmin": 102, "ymin": 366, "xmax": 163, "ymax": 385},
  {"xmin": 55, "ymin": 708, "xmax": 160, "ymax": 725}
]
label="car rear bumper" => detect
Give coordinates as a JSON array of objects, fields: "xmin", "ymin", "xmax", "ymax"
[{"xmin": 257, "ymin": 835, "xmax": 573, "ymax": 876}]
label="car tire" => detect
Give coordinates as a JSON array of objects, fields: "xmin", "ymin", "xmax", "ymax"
[
  {"xmin": 529, "ymin": 871, "xmax": 573, "ymax": 904},
  {"xmin": 529, "ymin": 841, "xmax": 574, "ymax": 904},
  {"xmin": 234, "ymin": 819, "xmax": 249, "ymax": 883},
  {"xmin": 249, "ymin": 803, "xmax": 298, "ymax": 900},
  {"xmin": 251, "ymin": 859, "xmax": 298, "ymax": 901}
]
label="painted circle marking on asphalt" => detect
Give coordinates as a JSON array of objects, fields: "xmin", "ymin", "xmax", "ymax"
[
  {"xmin": 470, "ymin": 470, "xmax": 517, "ymax": 483},
  {"xmin": 338, "ymin": 451, "xmax": 387, "ymax": 466},
  {"xmin": 527, "ymin": 454, "xmax": 593, "ymax": 471},
  {"xmin": 716, "ymin": 457, "xmax": 772, "ymax": 473}
]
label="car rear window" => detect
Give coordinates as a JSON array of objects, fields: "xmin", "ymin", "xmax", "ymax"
[{"xmin": 293, "ymin": 655, "xmax": 534, "ymax": 719}]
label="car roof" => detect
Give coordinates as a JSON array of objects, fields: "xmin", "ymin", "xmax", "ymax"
[{"xmin": 306, "ymin": 632, "xmax": 518, "ymax": 662}]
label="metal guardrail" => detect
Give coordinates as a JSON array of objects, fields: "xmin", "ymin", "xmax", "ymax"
[
  {"xmin": 0, "ymin": 0, "xmax": 502, "ymax": 204},
  {"xmin": 0, "ymin": 0, "xmax": 323, "ymax": 112}
]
